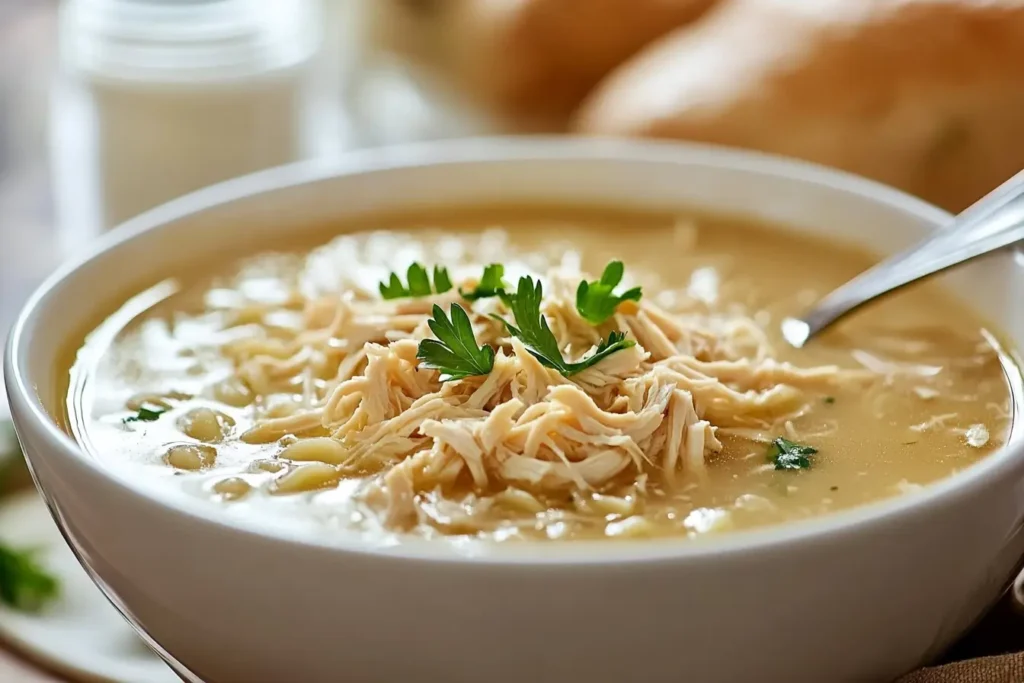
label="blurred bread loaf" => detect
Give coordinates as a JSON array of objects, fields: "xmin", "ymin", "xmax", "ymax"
[
  {"xmin": 367, "ymin": 0, "xmax": 718, "ymax": 129},
  {"xmin": 576, "ymin": 0, "xmax": 1024, "ymax": 211},
  {"xmin": 364, "ymin": 0, "xmax": 467, "ymax": 65}
]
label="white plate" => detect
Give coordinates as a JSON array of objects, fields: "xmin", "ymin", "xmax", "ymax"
[{"xmin": 0, "ymin": 489, "xmax": 177, "ymax": 683}]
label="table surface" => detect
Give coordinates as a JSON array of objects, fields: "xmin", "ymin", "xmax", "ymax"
[{"xmin": 2, "ymin": 1, "xmax": 1024, "ymax": 680}]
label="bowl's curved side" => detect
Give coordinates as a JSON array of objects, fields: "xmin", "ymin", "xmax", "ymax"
[
  {"xmin": 7, "ymin": 138, "xmax": 1024, "ymax": 683},
  {"xmin": 11, "ymin": 402, "xmax": 1024, "ymax": 683}
]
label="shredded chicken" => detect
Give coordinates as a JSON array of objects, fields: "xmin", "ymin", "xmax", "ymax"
[{"xmin": 223, "ymin": 267, "xmax": 867, "ymax": 533}]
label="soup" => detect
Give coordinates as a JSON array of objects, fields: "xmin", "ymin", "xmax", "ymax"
[{"xmin": 64, "ymin": 207, "xmax": 1014, "ymax": 542}]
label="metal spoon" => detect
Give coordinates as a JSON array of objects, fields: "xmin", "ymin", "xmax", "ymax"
[{"xmin": 782, "ymin": 169, "xmax": 1024, "ymax": 348}]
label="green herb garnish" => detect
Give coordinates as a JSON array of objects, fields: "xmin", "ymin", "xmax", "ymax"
[
  {"xmin": 824, "ymin": 396, "xmax": 835, "ymax": 404},
  {"xmin": 0, "ymin": 545, "xmax": 58, "ymax": 612},
  {"xmin": 575, "ymin": 261, "xmax": 643, "ymax": 325},
  {"xmin": 379, "ymin": 263, "xmax": 453, "ymax": 300},
  {"xmin": 497, "ymin": 276, "xmax": 635, "ymax": 377},
  {"xmin": 433, "ymin": 267, "xmax": 453, "ymax": 294},
  {"xmin": 416, "ymin": 304, "xmax": 495, "ymax": 381},
  {"xmin": 123, "ymin": 405, "xmax": 167, "ymax": 423},
  {"xmin": 0, "ymin": 422, "xmax": 60, "ymax": 612},
  {"xmin": 767, "ymin": 437, "xmax": 818, "ymax": 471},
  {"xmin": 459, "ymin": 264, "xmax": 507, "ymax": 301}
]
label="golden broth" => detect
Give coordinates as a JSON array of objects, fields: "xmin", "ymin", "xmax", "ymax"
[{"xmin": 64, "ymin": 207, "xmax": 1014, "ymax": 542}]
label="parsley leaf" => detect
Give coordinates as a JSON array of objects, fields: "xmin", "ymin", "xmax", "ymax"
[
  {"xmin": 575, "ymin": 261, "xmax": 643, "ymax": 325},
  {"xmin": 379, "ymin": 263, "xmax": 454, "ymax": 300},
  {"xmin": 433, "ymin": 267, "xmax": 453, "ymax": 294},
  {"xmin": 497, "ymin": 276, "xmax": 636, "ymax": 376},
  {"xmin": 0, "ymin": 545, "xmax": 58, "ymax": 612},
  {"xmin": 767, "ymin": 437, "xmax": 818, "ymax": 471},
  {"xmin": 416, "ymin": 304, "xmax": 495, "ymax": 381},
  {"xmin": 459, "ymin": 264, "xmax": 507, "ymax": 301},
  {"xmin": 123, "ymin": 405, "xmax": 167, "ymax": 423}
]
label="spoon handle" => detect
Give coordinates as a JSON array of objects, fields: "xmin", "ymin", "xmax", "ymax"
[{"xmin": 789, "ymin": 169, "xmax": 1024, "ymax": 346}]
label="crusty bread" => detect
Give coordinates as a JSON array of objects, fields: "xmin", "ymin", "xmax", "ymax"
[
  {"xmin": 383, "ymin": 0, "xmax": 716, "ymax": 129},
  {"xmin": 575, "ymin": 0, "xmax": 1024, "ymax": 211},
  {"xmin": 463, "ymin": 0, "xmax": 720, "ymax": 127}
]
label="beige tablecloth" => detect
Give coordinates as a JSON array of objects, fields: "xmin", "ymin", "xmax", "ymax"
[{"xmin": 900, "ymin": 653, "xmax": 1024, "ymax": 683}]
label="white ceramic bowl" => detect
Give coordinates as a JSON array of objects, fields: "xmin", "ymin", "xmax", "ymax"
[{"xmin": 6, "ymin": 138, "xmax": 1024, "ymax": 683}]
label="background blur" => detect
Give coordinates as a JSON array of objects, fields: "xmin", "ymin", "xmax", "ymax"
[{"xmin": 1, "ymin": 0, "xmax": 56, "ymax": 413}]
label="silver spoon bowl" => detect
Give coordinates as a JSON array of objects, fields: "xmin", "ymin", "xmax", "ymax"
[{"xmin": 783, "ymin": 168, "xmax": 1024, "ymax": 347}]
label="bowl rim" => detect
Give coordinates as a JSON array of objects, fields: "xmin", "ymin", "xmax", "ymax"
[{"xmin": 7, "ymin": 135, "xmax": 1024, "ymax": 565}]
